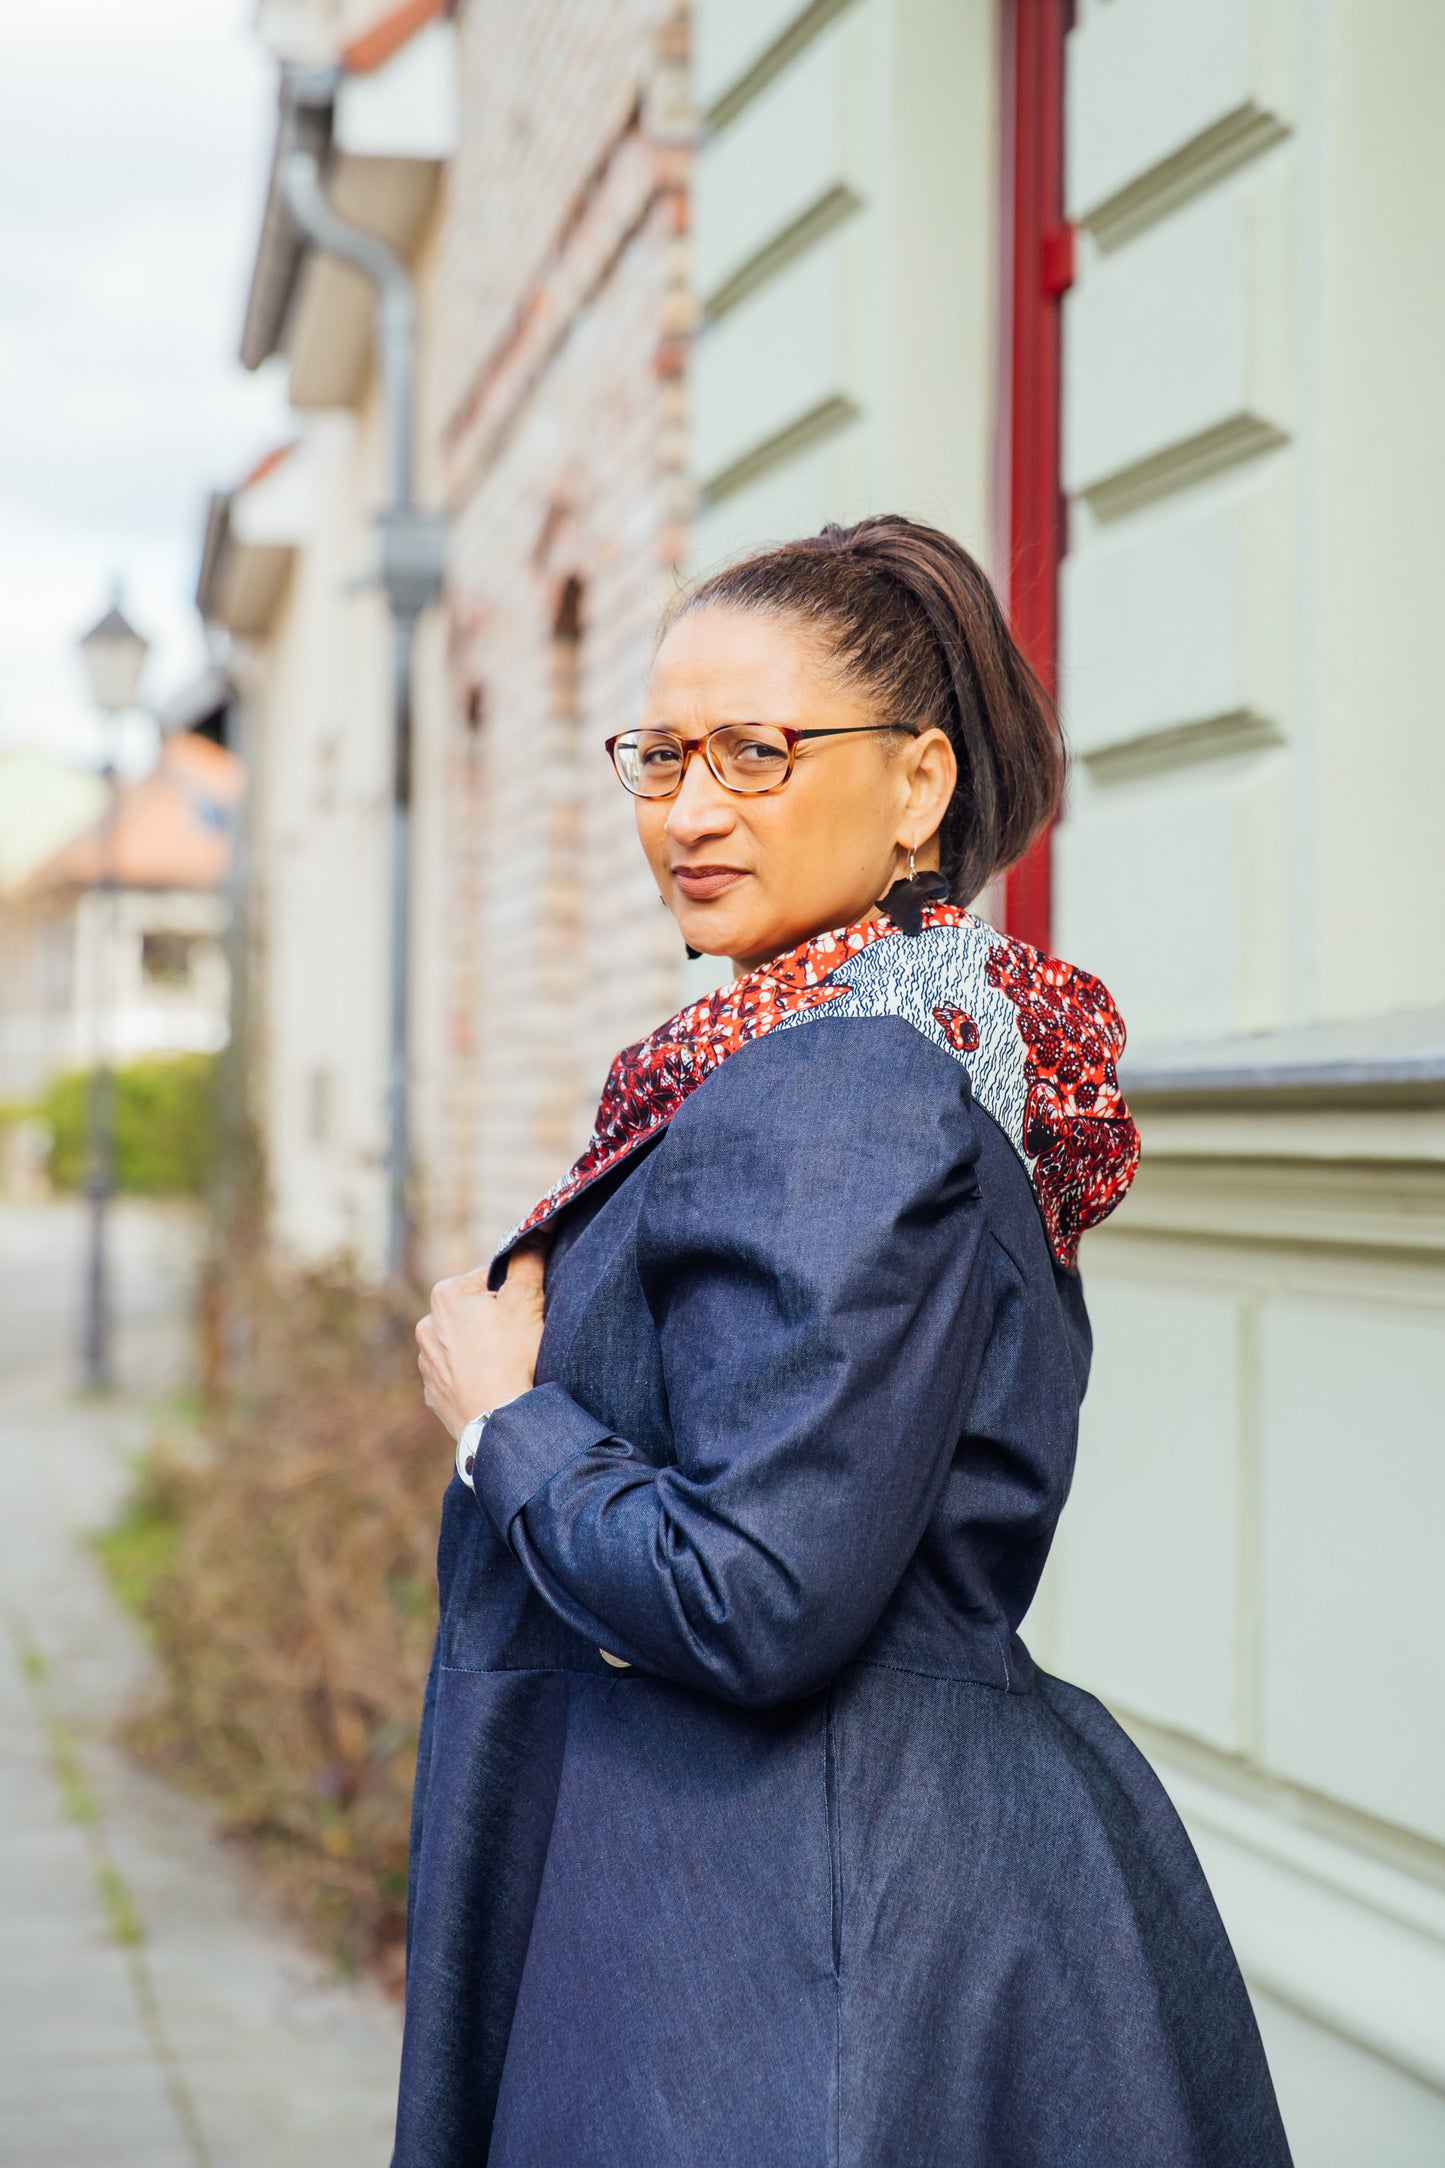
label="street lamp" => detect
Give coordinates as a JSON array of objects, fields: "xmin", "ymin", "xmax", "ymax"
[
  {"xmin": 80, "ymin": 599, "xmax": 150, "ymax": 717},
  {"xmin": 76, "ymin": 587, "xmax": 149, "ymax": 1390}
]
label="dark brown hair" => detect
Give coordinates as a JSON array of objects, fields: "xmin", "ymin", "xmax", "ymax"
[{"xmin": 673, "ymin": 514, "xmax": 1063, "ymax": 903}]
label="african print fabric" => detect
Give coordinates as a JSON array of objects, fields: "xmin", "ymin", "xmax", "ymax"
[{"xmin": 499, "ymin": 904, "xmax": 1139, "ymax": 1270}]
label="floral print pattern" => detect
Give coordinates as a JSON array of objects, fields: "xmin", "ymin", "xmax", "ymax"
[{"xmin": 981, "ymin": 942, "xmax": 1139, "ymax": 1267}]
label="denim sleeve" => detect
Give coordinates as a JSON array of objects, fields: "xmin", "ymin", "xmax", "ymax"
[{"xmin": 473, "ymin": 1019, "xmax": 992, "ymax": 1707}]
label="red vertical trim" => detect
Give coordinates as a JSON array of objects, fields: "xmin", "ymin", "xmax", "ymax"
[{"xmin": 1001, "ymin": 0, "xmax": 1071, "ymax": 951}]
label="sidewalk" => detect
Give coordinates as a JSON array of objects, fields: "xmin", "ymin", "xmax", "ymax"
[{"xmin": 0, "ymin": 1199, "xmax": 401, "ymax": 2166}]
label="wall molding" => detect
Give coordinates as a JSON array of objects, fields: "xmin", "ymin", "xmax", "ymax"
[
  {"xmin": 1080, "ymin": 706, "xmax": 1283, "ymax": 785},
  {"xmin": 1123, "ymin": 1023, "xmax": 1445, "ymax": 1108},
  {"xmin": 1114, "ymin": 1155, "xmax": 1445, "ymax": 1258},
  {"xmin": 703, "ymin": 184, "xmax": 862, "ymax": 321},
  {"xmin": 1079, "ymin": 413, "xmax": 1288, "ymax": 522},
  {"xmin": 699, "ymin": 391, "xmax": 858, "ymax": 504},
  {"xmin": 1148, "ymin": 1754, "xmax": 1445, "ymax": 2097},
  {"xmin": 705, "ymin": 0, "xmax": 859, "ymax": 132},
  {"xmin": 1084, "ymin": 102, "xmax": 1292, "ymax": 253},
  {"xmin": 1135, "ymin": 1104, "xmax": 1445, "ymax": 1167}
]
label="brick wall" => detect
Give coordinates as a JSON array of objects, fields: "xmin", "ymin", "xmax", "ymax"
[{"xmin": 416, "ymin": 0, "xmax": 694, "ymax": 1267}]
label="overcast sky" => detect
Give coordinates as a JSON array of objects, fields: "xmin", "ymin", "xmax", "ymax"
[{"xmin": 0, "ymin": 0, "xmax": 290, "ymax": 764}]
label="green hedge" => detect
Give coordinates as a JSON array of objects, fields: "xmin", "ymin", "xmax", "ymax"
[{"xmin": 44, "ymin": 1054, "xmax": 219, "ymax": 1195}]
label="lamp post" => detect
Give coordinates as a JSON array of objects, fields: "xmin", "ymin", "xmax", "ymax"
[{"xmin": 77, "ymin": 590, "xmax": 149, "ymax": 1390}]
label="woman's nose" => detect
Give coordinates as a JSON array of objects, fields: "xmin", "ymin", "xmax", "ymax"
[{"xmin": 665, "ymin": 752, "xmax": 736, "ymax": 844}]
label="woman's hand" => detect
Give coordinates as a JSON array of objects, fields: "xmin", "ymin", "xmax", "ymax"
[{"xmin": 415, "ymin": 1246, "xmax": 547, "ymax": 1440}]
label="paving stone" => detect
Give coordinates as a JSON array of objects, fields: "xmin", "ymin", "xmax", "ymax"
[{"xmin": 0, "ymin": 1200, "xmax": 402, "ymax": 2167}]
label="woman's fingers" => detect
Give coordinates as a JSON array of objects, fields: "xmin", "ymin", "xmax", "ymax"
[
  {"xmin": 413, "ymin": 1248, "xmax": 548, "ymax": 1440},
  {"xmin": 502, "ymin": 1247, "xmax": 547, "ymax": 1332},
  {"xmin": 504, "ymin": 1246, "xmax": 546, "ymax": 1300}
]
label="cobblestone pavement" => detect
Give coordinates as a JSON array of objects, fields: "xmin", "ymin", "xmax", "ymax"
[{"xmin": 0, "ymin": 1199, "xmax": 401, "ymax": 2166}]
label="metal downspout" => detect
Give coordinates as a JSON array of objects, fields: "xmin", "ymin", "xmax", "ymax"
[{"xmin": 279, "ymin": 123, "xmax": 444, "ymax": 1280}]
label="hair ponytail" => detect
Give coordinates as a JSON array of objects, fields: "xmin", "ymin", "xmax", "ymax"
[{"xmin": 672, "ymin": 515, "xmax": 1062, "ymax": 903}]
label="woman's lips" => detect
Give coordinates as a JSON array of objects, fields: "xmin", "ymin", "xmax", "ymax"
[{"xmin": 671, "ymin": 864, "xmax": 749, "ymax": 901}]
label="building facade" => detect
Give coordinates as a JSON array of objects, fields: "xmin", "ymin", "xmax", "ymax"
[
  {"xmin": 426, "ymin": 0, "xmax": 692, "ymax": 1258},
  {"xmin": 0, "ymin": 732, "xmax": 239, "ymax": 1102},
  {"xmin": 1036, "ymin": 3, "xmax": 1445, "ymax": 2155},
  {"xmin": 687, "ymin": 7, "xmax": 1445, "ymax": 2158},
  {"xmin": 206, "ymin": 1, "xmax": 1444, "ymax": 2155},
  {"xmin": 203, "ymin": 0, "xmax": 457, "ymax": 1271},
  {"xmin": 204, "ymin": 0, "xmax": 691, "ymax": 1272}
]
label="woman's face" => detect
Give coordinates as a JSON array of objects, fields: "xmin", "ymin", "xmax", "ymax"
[{"xmin": 632, "ymin": 605, "xmax": 958, "ymax": 973}]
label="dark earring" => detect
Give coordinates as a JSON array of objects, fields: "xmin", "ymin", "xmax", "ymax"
[{"xmin": 879, "ymin": 847, "xmax": 949, "ymax": 937}]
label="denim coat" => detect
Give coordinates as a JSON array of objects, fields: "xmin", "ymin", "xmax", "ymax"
[{"xmin": 393, "ymin": 911, "xmax": 1290, "ymax": 2168}]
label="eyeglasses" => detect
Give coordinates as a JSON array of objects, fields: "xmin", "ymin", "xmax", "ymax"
[{"xmin": 605, "ymin": 722, "xmax": 899, "ymax": 799}]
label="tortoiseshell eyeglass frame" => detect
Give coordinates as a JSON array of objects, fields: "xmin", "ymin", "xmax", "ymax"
[{"xmin": 605, "ymin": 722, "xmax": 900, "ymax": 799}]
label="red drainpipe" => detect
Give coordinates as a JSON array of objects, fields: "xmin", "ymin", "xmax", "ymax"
[{"xmin": 1000, "ymin": 0, "xmax": 1073, "ymax": 952}]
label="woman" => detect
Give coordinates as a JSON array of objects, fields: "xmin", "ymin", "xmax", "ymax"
[{"xmin": 398, "ymin": 517, "xmax": 1290, "ymax": 2167}]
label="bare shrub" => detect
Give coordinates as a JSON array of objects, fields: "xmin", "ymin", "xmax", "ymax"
[{"xmin": 120, "ymin": 1259, "xmax": 443, "ymax": 1991}]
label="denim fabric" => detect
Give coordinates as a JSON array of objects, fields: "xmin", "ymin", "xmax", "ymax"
[{"xmin": 393, "ymin": 1019, "xmax": 1289, "ymax": 2167}]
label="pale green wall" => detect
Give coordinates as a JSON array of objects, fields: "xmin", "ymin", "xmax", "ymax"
[
  {"xmin": 1039, "ymin": 0, "xmax": 1445, "ymax": 2138},
  {"xmin": 690, "ymin": 0, "xmax": 998, "ymax": 576}
]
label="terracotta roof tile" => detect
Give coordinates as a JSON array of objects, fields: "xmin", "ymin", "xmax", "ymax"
[
  {"xmin": 23, "ymin": 734, "xmax": 244, "ymax": 898},
  {"xmin": 237, "ymin": 441, "xmax": 296, "ymax": 493},
  {"xmin": 341, "ymin": 0, "xmax": 448, "ymax": 76}
]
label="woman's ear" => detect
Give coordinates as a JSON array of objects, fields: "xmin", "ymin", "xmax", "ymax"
[{"xmin": 901, "ymin": 727, "xmax": 957, "ymax": 851}]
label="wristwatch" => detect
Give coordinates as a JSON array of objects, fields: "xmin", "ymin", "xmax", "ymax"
[{"xmin": 455, "ymin": 1409, "xmax": 492, "ymax": 1491}]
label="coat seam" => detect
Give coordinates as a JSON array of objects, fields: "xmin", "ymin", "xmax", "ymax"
[
  {"xmin": 823, "ymin": 1685, "xmax": 841, "ymax": 1980},
  {"xmin": 851, "ymin": 1656, "xmax": 1025, "ymax": 1692}
]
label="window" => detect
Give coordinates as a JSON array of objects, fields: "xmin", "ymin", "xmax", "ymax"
[{"xmin": 141, "ymin": 930, "xmax": 195, "ymax": 987}]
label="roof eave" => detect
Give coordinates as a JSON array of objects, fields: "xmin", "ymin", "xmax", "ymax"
[
  {"xmin": 195, "ymin": 493, "xmax": 234, "ymax": 620},
  {"xmin": 238, "ymin": 85, "xmax": 334, "ymax": 372}
]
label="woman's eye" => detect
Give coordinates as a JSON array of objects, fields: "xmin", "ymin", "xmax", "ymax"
[
  {"xmin": 640, "ymin": 743, "xmax": 682, "ymax": 770},
  {"xmin": 733, "ymin": 737, "xmax": 786, "ymax": 767}
]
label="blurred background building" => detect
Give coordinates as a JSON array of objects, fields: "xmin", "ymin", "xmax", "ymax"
[
  {"xmin": 185, "ymin": 1, "xmax": 1444, "ymax": 2158},
  {"xmin": 199, "ymin": 0, "xmax": 693, "ymax": 1266},
  {"xmin": 0, "ymin": 721, "xmax": 241, "ymax": 1102}
]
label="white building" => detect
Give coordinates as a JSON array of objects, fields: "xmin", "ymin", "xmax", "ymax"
[
  {"xmin": 198, "ymin": 0, "xmax": 455, "ymax": 1272},
  {"xmin": 0, "ymin": 731, "xmax": 239, "ymax": 1102},
  {"xmin": 0, "ymin": 750, "xmax": 106, "ymax": 1101}
]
